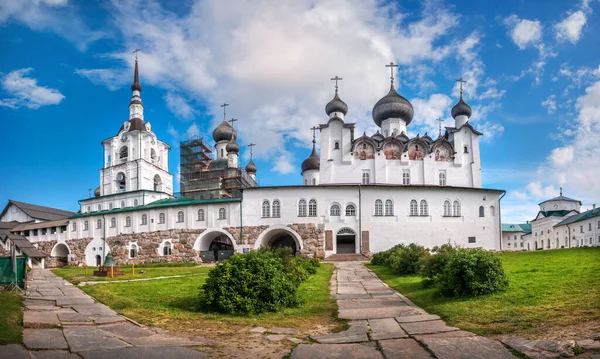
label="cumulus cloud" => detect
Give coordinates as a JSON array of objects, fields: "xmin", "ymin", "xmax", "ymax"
[
  {"xmin": 165, "ymin": 92, "xmax": 195, "ymax": 120},
  {"xmin": 78, "ymin": 0, "xmax": 469, "ymax": 164},
  {"xmin": 273, "ymin": 155, "xmax": 295, "ymax": 175},
  {"xmin": 504, "ymin": 15, "xmax": 543, "ymax": 50},
  {"xmin": 541, "ymin": 94, "xmax": 557, "ymax": 114},
  {"xmin": 0, "ymin": 68, "xmax": 65, "ymax": 109},
  {"xmin": 555, "ymin": 11, "xmax": 587, "ymax": 44},
  {"xmin": 0, "ymin": 0, "xmax": 104, "ymax": 50},
  {"xmin": 548, "ymin": 146, "xmax": 574, "ymax": 167}
]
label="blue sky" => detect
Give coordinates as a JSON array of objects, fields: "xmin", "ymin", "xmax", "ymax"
[{"xmin": 1, "ymin": 0, "xmax": 599, "ymax": 222}]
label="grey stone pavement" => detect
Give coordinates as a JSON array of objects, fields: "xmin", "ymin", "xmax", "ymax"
[
  {"xmin": 0, "ymin": 269, "xmax": 210, "ymax": 359},
  {"xmin": 292, "ymin": 262, "xmax": 518, "ymax": 359}
]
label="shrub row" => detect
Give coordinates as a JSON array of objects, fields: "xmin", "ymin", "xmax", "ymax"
[
  {"xmin": 199, "ymin": 247, "xmax": 320, "ymax": 315},
  {"xmin": 372, "ymin": 243, "xmax": 508, "ymax": 297}
]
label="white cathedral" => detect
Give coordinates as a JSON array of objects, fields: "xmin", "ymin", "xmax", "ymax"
[{"xmin": 1, "ymin": 61, "xmax": 505, "ymax": 267}]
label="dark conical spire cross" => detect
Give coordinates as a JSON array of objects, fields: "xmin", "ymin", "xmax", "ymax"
[
  {"xmin": 131, "ymin": 49, "xmax": 142, "ymax": 92},
  {"xmin": 310, "ymin": 126, "xmax": 318, "ymax": 147}
]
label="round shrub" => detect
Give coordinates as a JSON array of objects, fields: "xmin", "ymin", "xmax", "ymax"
[
  {"xmin": 388, "ymin": 243, "xmax": 429, "ymax": 274},
  {"xmin": 419, "ymin": 243, "xmax": 458, "ymax": 279},
  {"xmin": 199, "ymin": 251, "xmax": 302, "ymax": 315},
  {"xmin": 437, "ymin": 248, "xmax": 509, "ymax": 297},
  {"xmin": 371, "ymin": 250, "xmax": 392, "ymax": 265}
]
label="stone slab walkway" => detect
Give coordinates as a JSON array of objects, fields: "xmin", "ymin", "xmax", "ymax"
[
  {"xmin": 0, "ymin": 269, "xmax": 209, "ymax": 359},
  {"xmin": 292, "ymin": 262, "xmax": 518, "ymax": 359}
]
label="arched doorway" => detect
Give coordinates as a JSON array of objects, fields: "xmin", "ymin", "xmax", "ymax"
[
  {"xmin": 336, "ymin": 228, "xmax": 356, "ymax": 254},
  {"xmin": 51, "ymin": 243, "xmax": 70, "ymax": 267},
  {"xmin": 95, "ymin": 255, "xmax": 101, "ymax": 266},
  {"xmin": 195, "ymin": 230, "xmax": 236, "ymax": 261},
  {"xmin": 255, "ymin": 227, "xmax": 302, "ymax": 255}
]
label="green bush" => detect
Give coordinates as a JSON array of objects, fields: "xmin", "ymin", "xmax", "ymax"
[
  {"xmin": 436, "ymin": 248, "xmax": 509, "ymax": 297},
  {"xmin": 370, "ymin": 244, "xmax": 405, "ymax": 266},
  {"xmin": 199, "ymin": 248, "xmax": 320, "ymax": 315},
  {"xmin": 419, "ymin": 243, "xmax": 458, "ymax": 280},
  {"xmin": 388, "ymin": 244, "xmax": 429, "ymax": 275}
]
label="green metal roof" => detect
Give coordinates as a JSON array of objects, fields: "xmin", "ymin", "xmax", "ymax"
[
  {"xmin": 539, "ymin": 210, "xmax": 573, "ymax": 218},
  {"xmin": 501, "ymin": 223, "xmax": 532, "ymax": 233},
  {"xmin": 70, "ymin": 197, "xmax": 240, "ymax": 218},
  {"xmin": 79, "ymin": 189, "xmax": 168, "ymax": 202},
  {"xmin": 555, "ymin": 208, "xmax": 600, "ymax": 227}
]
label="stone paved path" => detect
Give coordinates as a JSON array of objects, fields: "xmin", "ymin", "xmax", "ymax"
[
  {"xmin": 291, "ymin": 262, "xmax": 518, "ymax": 359},
  {"xmin": 0, "ymin": 269, "xmax": 210, "ymax": 359}
]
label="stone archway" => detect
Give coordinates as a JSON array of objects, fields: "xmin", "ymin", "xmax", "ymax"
[
  {"xmin": 336, "ymin": 228, "xmax": 356, "ymax": 254},
  {"xmin": 255, "ymin": 226, "xmax": 303, "ymax": 255},
  {"xmin": 194, "ymin": 230, "xmax": 237, "ymax": 261},
  {"xmin": 50, "ymin": 243, "xmax": 70, "ymax": 267}
]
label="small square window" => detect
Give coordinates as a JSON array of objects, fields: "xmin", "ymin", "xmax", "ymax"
[{"xmin": 468, "ymin": 236, "xmax": 476, "ymax": 243}]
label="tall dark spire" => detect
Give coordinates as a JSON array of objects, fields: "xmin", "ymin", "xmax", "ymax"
[{"xmin": 131, "ymin": 59, "xmax": 142, "ymax": 92}]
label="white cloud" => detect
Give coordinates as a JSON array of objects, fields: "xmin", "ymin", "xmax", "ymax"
[
  {"xmin": 273, "ymin": 155, "xmax": 295, "ymax": 174},
  {"xmin": 410, "ymin": 93, "xmax": 453, "ymax": 136},
  {"xmin": 74, "ymin": 68, "xmax": 126, "ymax": 91},
  {"xmin": 476, "ymin": 122, "xmax": 504, "ymax": 142},
  {"xmin": 548, "ymin": 146, "xmax": 573, "ymax": 167},
  {"xmin": 504, "ymin": 15, "xmax": 543, "ymax": 50},
  {"xmin": 541, "ymin": 94, "xmax": 557, "ymax": 114},
  {"xmin": 165, "ymin": 92, "xmax": 194, "ymax": 119},
  {"xmin": 0, "ymin": 68, "xmax": 64, "ymax": 109},
  {"xmin": 479, "ymin": 88, "xmax": 506, "ymax": 100},
  {"xmin": 184, "ymin": 123, "xmax": 200, "ymax": 139},
  {"xmin": 0, "ymin": 0, "xmax": 104, "ymax": 50},
  {"xmin": 79, "ymin": 0, "xmax": 466, "ymax": 164},
  {"xmin": 555, "ymin": 11, "xmax": 587, "ymax": 44},
  {"xmin": 526, "ymin": 181, "xmax": 558, "ymax": 199}
]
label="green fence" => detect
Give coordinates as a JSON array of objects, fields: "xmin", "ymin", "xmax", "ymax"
[{"xmin": 0, "ymin": 257, "xmax": 27, "ymax": 288}]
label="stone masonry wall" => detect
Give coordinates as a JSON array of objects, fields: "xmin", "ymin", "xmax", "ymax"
[
  {"xmin": 288, "ymin": 223, "xmax": 325, "ymax": 259},
  {"xmin": 36, "ymin": 240, "xmax": 59, "ymax": 267},
  {"xmin": 66, "ymin": 238, "xmax": 93, "ymax": 266},
  {"xmin": 106, "ymin": 229, "xmax": 205, "ymax": 265}
]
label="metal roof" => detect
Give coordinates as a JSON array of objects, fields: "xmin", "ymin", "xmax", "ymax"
[
  {"xmin": 539, "ymin": 195, "xmax": 582, "ymax": 205},
  {"xmin": 555, "ymin": 207, "xmax": 600, "ymax": 227},
  {"xmin": 0, "ymin": 233, "xmax": 46, "ymax": 258},
  {"xmin": 11, "ymin": 219, "xmax": 69, "ymax": 232},
  {"xmin": 501, "ymin": 223, "xmax": 532, "ymax": 233},
  {"xmin": 0, "ymin": 200, "xmax": 75, "ymax": 222}
]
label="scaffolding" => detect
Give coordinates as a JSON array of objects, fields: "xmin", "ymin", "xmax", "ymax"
[{"xmin": 179, "ymin": 136, "xmax": 257, "ymax": 200}]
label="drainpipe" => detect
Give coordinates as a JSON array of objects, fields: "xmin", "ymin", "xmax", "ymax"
[
  {"xmin": 102, "ymin": 214, "xmax": 107, "ymax": 266},
  {"xmin": 358, "ymin": 184, "xmax": 362, "ymax": 255},
  {"xmin": 239, "ymin": 198, "xmax": 243, "ymax": 251},
  {"xmin": 566, "ymin": 224, "xmax": 571, "ymax": 248},
  {"xmin": 498, "ymin": 190, "xmax": 506, "ymax": 251}
]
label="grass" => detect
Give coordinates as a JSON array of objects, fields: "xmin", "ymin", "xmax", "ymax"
[
  {"xmin": 368, "ymin": 247, "xmax": 600, "ymax": 337},
  {"xmin": 0, "ymin": 292, "xmax": 23, "ymax": 345},
  {"xmin": 79, "ymin": 263, "xmax": 342, "ymax": 335},
  {"xmin": 52, "ymin": 265, "xmax": 211, "ymax": 284}
]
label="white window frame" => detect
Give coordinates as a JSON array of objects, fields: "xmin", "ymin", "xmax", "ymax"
[
  {"xmin": 403, "ymin": 170, "xmax": 410, "ymax": 185},
  {"xmin": 374, "ymin": 199, "xmax": 383, "ymax": 216},
  {"xmin": 272, "ymin": 200, "xmax": 281, "ymax": 218}
]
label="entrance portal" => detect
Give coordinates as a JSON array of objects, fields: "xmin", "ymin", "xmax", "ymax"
[
  {"xmin": 336, "ymin": 228, "xmax": 356, "ymax": 254},
  {"xmin": 95, "ymin": 255, "xmax": 101, "ymax": 266},
  {"xmin": 196, "ymin": 231, "xmax": 236, "ymax": 262},
  {"xmin": 269, "ymin": 232, "xmax": 297, "ymax": 254}
]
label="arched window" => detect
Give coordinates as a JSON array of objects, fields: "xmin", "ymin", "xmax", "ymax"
[
  {"xmin": 443, "ymin": 200, "xmax": 451, "ymax": 217},
  {"xmin": 385, "ymin": 199, "xmax": 393, "ymax": 216},
  {"xmin": 177, "ymin": 211, "xmax": 184, "ymax": 223},
  {"xmin": 97, "ymin": 204, "xmax": 102, "ymax": 212},
  {"xmin": 330, "ymin": 204, "xmax": 340, "ymax": 216},
  {"xmin": 479, "ymin": 206, "xmax": 485, "ymax": 217},
  {"xmin": 420, "ymin": 200, "xmax": 428, "ymax": 216},
  {"xmin": 221, "ymin": 148, "xmax": 224, "ymax": 158},
  {"xmin": 141, "ymin": 214, "xmax": 147, "ymax": 225},
  {"xmin": 312, "ymin": 178, "xmax": 316, "ymax": 186},
  {"xmin": 304, "ymin": 179, "xmax": 308, "ymax": 185},
  {"xmin": 125, "ymin": 216, "xmax": 132, "ymax": 227},
  {"xmin": 262, "ymin": 200, "xmax": 270, "ymax": 218},
  {"xmin": 298, "ymin": 199, "xmax": 307, "ymax": 217},
  {"xmin": 163, "ymin": 242, "xmax": 172, "ymax": 256},
  {"xmin": 439, "ymin": 171, "xmax": 446, "ymax": 186},
  {"xmin": 119, "ymin": 146, "xmax": 128, "ymax": 161},
  {"xmin": 134, "ymin": 199, "xmax": 138, "ymax": 207},
  {"xmin": 117, "ymin": 173, "xmax": 126, "ymax": 192},
  {"xmin": 490, "ymin": 205, "xmax": 496, "ymax": 216},
  {"xmin": 334, "ymin": 141, "xmax": 340, "ymax": 149},
  {"xmin": 218, "ymin": 208, "xmax": 226, "ymax": 219},
  {"xmin": 121, "ymin": 201, "xmax": 125, "ymax": 208},
  {"xmin": 308, "ymin": 199, "xmax": 317, "ymax": 217},
  {"xmin": 410, "ymin": 200, "xmax": 418, "ymax": 216},
  {"xmin": 129, "ymin": 243, "xmax": 138, "ymax": 259},
  {"xmin": 110, "ymin": 217, "xmax": 116, "ymax": 228},
  {"xmin": 72, "ymin": 222, "xmax": 76, "ymax": 231},
  {"xmin": 346, "ymin": 204, "xmax": 356, "ymax": 216},
  {"xmin": 453, "ymin": 200, "xmax": 461, "ymax": 217},
  {"xmin": 154, "ymin": 174, "xmax": 162, "ymax": 192},
  {"xmin": 272, "ymin": 200, "xmax": 281, "ymax": 218},
  {"xmin": 84, "ymin": 221, "xmax": 89, "ymax": 231},
  {"xmin": 362, "ymin": 172, "xmax": 370, "ymax": 185},
  {"xmin": 159, "ymin": 213, "xmax": 166, "ymax": 224},
  {"xmin": 374, "ymin": 199, "xmax": 383, "ymax": 216},
  {"xmin": 96, "ymin": 219, "xmax": 102, "ymax": 229},
  {"xmin": 197, "ymin": 209, "xmax": 204, "ymax": 221},
  {"xmin": 87, "ymin": 206, "xmax": 91, "ymax": 213},
  {"xmin": 151, "ymin": 148, "xmax": 157, "ymax": 162}
]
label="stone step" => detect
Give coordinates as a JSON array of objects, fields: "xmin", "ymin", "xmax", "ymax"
[{"xmin": 325, "ymin": 254, "xmax": 371, "ymax": 262}]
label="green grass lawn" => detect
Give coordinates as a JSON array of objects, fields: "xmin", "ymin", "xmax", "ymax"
[
  {"xmin": 368, "ymin": 247, "xmax": 600, "ymax": 338},
  {"xmin": 0, "ymin": 292, "xmax": 23, "ymax": 345},
  {"xmin": 52, "ymin": 264, "xmax": 211, "ymax": 285},
  {"xmin": 79, "ymin": 263, "xmax": 341, "ymax": 336}
]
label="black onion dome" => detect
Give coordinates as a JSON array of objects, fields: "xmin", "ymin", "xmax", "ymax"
[
  {"xmin": 245, "ymin": 159, "xmax": 257, "ymax": 173},
  {"xmin": 212, "ymin": 121, "xmax": 237, "ymax": 142},
  {"xmin": 94, "ymin": 186, "xmax": 100, "ymax": 197},
  {"xmin": 226, "ymin": 135, "xmax": 239, "ymax": 153},
  {"xmin": 451, "ymin": 98, "xmax": 472, "ymax": 118},
  {"xmin": 372, "ymin": 86, "xmax": 414, "ymax": 127},
  {"xmin": 301, "ymin": 147, "xmax": 320, "ymax": 173},
  {"xmin": 325, "ymin": 92, "xmax": 348, "ymax": 116}
]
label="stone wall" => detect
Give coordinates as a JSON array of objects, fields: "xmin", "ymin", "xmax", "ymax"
[
  {"xmin": 66, "ymin": 238, "xmax": 93, "ymax": 266},
  {"xmin": 223, "ymin": 225, "xmax": 269, "ymax": 246},
  {"xmin": 106, "ymin": 229, "xmax": 205, "ymax": 265},
  {"xmin": 288, "ymin": 223, "xmax": 325, "ymax": 259},
  {"xmin": 36, "ymin": 240, "xmax": 59, "ymax": 267}
]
